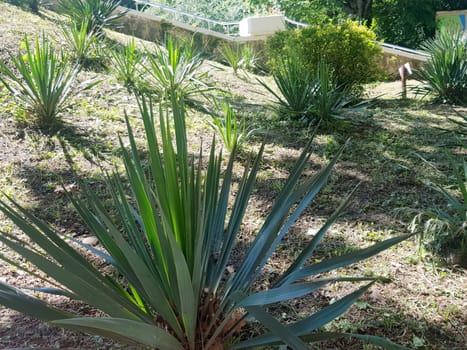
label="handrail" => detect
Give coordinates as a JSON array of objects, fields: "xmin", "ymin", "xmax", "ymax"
[
  {"xmin": 284, "ymin": 17, "xmax": 309, "ymax": 28},
  {"xmin": 133, "ymin": 0, "xmax": 240, "ymax": 35}
]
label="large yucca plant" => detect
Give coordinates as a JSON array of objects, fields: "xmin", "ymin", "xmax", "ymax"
[
  {"xmin": 415, "ymin": 30, "xmax": 467, "ymax": 105},
  {"xmin": 0, "ymin": 35, "xmax": 93, "ymax": 129},
  {"xmin": 0, "ymin": 96, "xmax": 411, "ymax": 349}
]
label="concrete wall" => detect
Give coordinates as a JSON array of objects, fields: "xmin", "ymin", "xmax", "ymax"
[{"xmin": 115, "ymin": 8, "xmax": 267, "ymax": 56}]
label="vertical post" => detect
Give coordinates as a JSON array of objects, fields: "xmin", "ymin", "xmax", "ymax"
[
  {"xmin": 399, "ymin": 65, "xmax": 407, "ymax": 99},
  {"xmin": 398, "ymin": 62, "xmax": 412, "ymax": 99}
]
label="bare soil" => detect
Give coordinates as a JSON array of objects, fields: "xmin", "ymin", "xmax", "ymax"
[{"xmin": 0, "ymin": 2, "xmax": 466, "ymax": 349}]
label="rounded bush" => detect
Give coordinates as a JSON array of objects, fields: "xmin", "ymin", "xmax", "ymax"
[{"xmin": 266, "ymin": 20, "xmax": 384, "ymax": 93}]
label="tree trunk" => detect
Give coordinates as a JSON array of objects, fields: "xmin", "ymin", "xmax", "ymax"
[{"xmin": 343, "ymin": 0, "xmax": 373, "ymax": 23}]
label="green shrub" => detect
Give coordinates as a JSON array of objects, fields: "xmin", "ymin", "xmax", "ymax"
[
  {"xmin": 266, "ymin": 20, "xmax": 384, "ymax": 93},
  {"xmin": 0, "ymin": 95, "xmax": 411, "ymax": 349},
  {"xmin": 58, "ymin": 0, "xmax": 127, "ymax": 37},
  {"xmin": 0, "ymin": 35, "xmax": 95, "ymax": 129},
  {"xmin": 414, "ymin": 30, "xmax": 467, "ymax": 105}
]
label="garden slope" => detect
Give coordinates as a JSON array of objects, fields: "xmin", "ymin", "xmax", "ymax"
[{"xmin": 0, "ymin": 2, "xmax": 466, "ymax": 349}]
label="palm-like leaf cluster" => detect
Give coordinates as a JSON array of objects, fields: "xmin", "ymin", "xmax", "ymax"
[
  {"xmin": 109, "ymin": 38, "xmax": 144, "ymax": 93},
  {"xmin": 0, "ymin": 94, "xmax": 411, "ymax": 349},
  {"xmin": 207, "ymin": 100, "xmax": 252, "ymax": 153},
  {"xmin": 144, "ymin": 38, "xmax": 212, "ymax": 103},
  {"xmin": 409, "ymin": 159, "xmax": 467, "ymax": 258},
  {"xmin": 0, "ymin": 35, "xmax": 88, "ymax": 128},
  {"xmin": 58, "ymin": 0, "xmax": 127, "ymax": 37},
  {"xmin": 260, "ymin": 56, "xmax": 356, "ymax": 125},
  {"xmin": 415, "ymin": 30, "xmax": 467, "ymax": 105}
]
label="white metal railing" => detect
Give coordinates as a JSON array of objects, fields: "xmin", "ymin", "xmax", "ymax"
[
  {"xmin": 133, "ymin": 0, "xmax": 240, "ymax": 35},
  {"xmin": 380, "ymin": 42, "xmax": 429, "ymax": 61},
  {"xmin": 284, "ymin": 17, "xmax": 309, "ymax": 29}
]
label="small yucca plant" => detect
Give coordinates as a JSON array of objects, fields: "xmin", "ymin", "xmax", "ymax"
[
  {"xmin": 260, "ymin": 53, "xmax": 315, "ymax": 121},
  {"xmin": 109, "ymin": 38, "xmax": 144, "ymax": 93},
  {"xmin": 415, "ymin": 30, "xmax": 467, "ymax": 105},
  {"xmin": 144, "ymin": 37, "xmax": 213, "ymax": 104},
  {"xmin": 261, "ymin": 56, "xmax": 358, "ymax": 125},
  {"xmin": 61, "ymin": 21, "xmax": 102, "ymax": 68},
  {"xmin": 409, "ymin": 159, "xmax": 467, "ymax": 262},
  {"xmin": 308, "ymin": 63, "xmax": 358, "ymax": 124},
  {"xmin": 207, "ymin": 99, "xmax": 252, "ymax": 152},
  {"xmin": 219, "ymin": 43, "xmax": 243, "ymax": 75},
  {"xmin": 0, "ymin": 35, "xmax": 95, "ymax": 129}
]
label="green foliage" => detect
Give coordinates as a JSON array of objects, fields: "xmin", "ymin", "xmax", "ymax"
[
  {"xmin": 10, "ymin": 0, "xmax": 42, "ymax": 13},
  {"xmin": 219, "ymin": 43, "xmax": 242, "ymax": 75},
  {"xmin": 409, "ymin": 159, "xmax": 467, "ymax": 259},
  {"xmin": 218, "ymin": 43, "xmax": 259, "ymax": 75},
  {"xmin": 143, "ymin": 37, "xmax": 212, "ymax": 103},
  {"xmin": 58, "ymin": 0, "xmax": 127, "ymax": 37},
  {"xmin": 373, "ymin": 0, "xmax": 439, "ymax": 48},
  {"xmin": 109, "ymin": 38, "xmax": 144, "ymax": 93},
  {"xmin": 0, "ymin": 95, "xmax": 412, "ymax": 349},
  {"xmin": 260, "ymin": 53, "xmax": 316, "ymax": 120},
  {"xmin": 207, "ymin": 99, "xmax": 251, "ymax": 152},
  {"xmin": 275, "ymin": 0, "xmax": 347, "ymax": 24},
  {"xmin": 307, "ymin": 63, "xmax": 358, "ymax": 123},
  {"xmin": 61, "ymin": 21, "xmax": 104, "ymax": 69},
  {"xmin": 0, "ymin": 35, "xmax": 91, "ymax": 129},
  {"xmin": 414, "ymin": 30, "xmax": 467, "ymax": 105},
  {"xmin": 28, "ymin": 0, "xmax": 40, "ymax": 12},
  {"xmin": 260, "ymin": 55, "xmax": 359, "ymax": 125},
  {"xmin": 157, "ymin": 0, "xmax": 251, "ymax": 21},
  {"xmin": 267, "ymin": 20, "xmax": 383, "ymax": 93}
]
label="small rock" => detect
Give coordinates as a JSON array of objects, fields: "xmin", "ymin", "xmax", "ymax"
[{"xmin": 82, "ymin": 236, "xmax": 99, "ymax": 246}]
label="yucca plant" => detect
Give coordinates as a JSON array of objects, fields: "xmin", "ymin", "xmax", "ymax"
[
  {"xmin": 409, "ymin": 159, "xmax": 467, "ymax": 263},
  {"xmin": 144, "ymin": 37, "xmax": 213, "ymax": 104},
  {"xmin": 207, "ymin": 99, "xmax": 252, "ymax": 153},
  {"xmin": 0, "ymin": 35, "xmax": 94, "ymax": 129},
  {"xmin": 0, "ymin": 96, "xmax": 412, "ymax": 349},
  {"xmin": 308, "ymin": 63, "xmax": 359, "ymax": 124},
  {"xmin": 109, "ymin": 38, "xmax": 144, "ymax": 93},
  {"xmin": 61, "ymin": 21, "xmax": 102, "ymax": 68},
  {"xmin": 58, "ymin": 0, "xmax": 127, "ymax": 37},
  {"xmin": 415, "ymin": 30, "xmax": 467, "ymax": 105},
  {"xmin": 219, "ymin": 43, "xmax": 243, "ymax": 75},
  {"xmin": 260, "ymin": 53, "xmax": 315, "ymax": 121}
]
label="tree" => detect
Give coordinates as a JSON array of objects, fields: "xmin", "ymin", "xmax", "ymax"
[
  {"xmin": 342, "ymin": 0, "xmax": 373, "ymax": 22},
  {"xmin": 372, "ymin": 0, "xmax": 439, "ymax": 48}
]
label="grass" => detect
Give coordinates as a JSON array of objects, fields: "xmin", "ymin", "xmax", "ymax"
[{"xmin": 0, "ymin": 2, "xmax": 465, "ymax": 349}]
